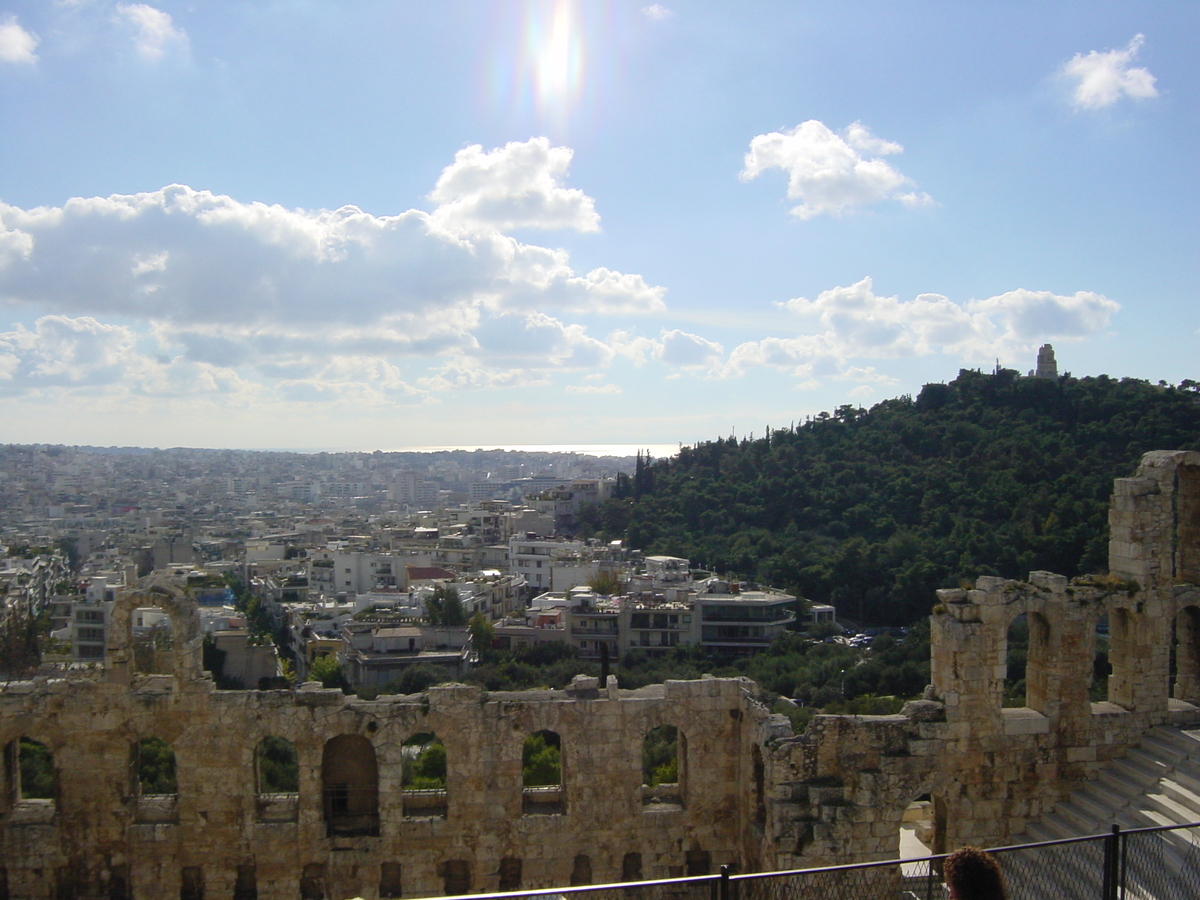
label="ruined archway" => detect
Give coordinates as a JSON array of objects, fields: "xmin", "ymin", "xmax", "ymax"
[
  {"xmin": 106, "ymin": 574, "xmax": 202, "ymax": 684},
  {"xmin": 321, "ymin": 735, "xmax": 379, "ymax": 837},
  {"xmin": 1171, "ymin": 603, "xmax": 1200, "ymax": 703}
]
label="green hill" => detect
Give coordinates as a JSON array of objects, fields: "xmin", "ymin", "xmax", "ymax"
[{"xmin": 580, "ymin": 370, "xmax": 1200, "ymax": 625}]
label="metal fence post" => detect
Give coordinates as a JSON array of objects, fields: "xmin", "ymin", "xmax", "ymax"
[
  {"xmin": 719, "ymin": 865, "xmax": 731, "ymax": 900},
  {"xmin": 1102, "ymin": 824, "xmax": 1120, "ymax": 900}
]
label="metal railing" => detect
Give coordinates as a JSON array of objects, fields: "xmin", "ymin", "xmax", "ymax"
[{"xmin": 424, "ymin": 821, "xmax": 1200, "ymax": 900}]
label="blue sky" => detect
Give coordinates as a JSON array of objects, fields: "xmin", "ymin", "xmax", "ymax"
[{"xmin": 0, "ymin": 2, "xmax": 1194, "ymax": 451}]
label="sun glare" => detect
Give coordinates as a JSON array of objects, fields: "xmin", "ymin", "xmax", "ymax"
[
  {"xmin": 532, "ymin": 1, "xmax": 582, "ymax": 112},
  {"xmin": 485, "ymin": 0, "xmax": 584, "ymax": 127}
]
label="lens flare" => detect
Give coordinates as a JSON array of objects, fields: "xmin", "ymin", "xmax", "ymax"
[{"xmin": 487, "ymin": 0, "xmax": 587, "ymax": 129}]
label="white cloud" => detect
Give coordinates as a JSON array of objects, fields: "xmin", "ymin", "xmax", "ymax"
[
  {"xmin": 566, "ymin": 383, "xmax": 622, "ymax": 394},
  {"xmin": 0, "ymin": 316, "xmax": 138, "ymax": 391},
  {"xmin": 115, "ymin": 3, "xmax": 188, "ymax": 62},
  {"xmin": 0, "ymin": 15, "xmax": 38, "ymax": 64},
  {"xmin": 659, "ymin": 329, "xmax": 723, "ymax": 369},
  {"xmin": 1063, "ymin": 34, "xmax": 1158, "ymax": 110},
  {"xmin": 724, "ymin": 277, "xmax": 1118, "ymax": 379},
  {"xmin": 417, "ymin": 361, "xmax": 549, "ymax": 392},
  {"xmin": 609, "ymin": 328, "xmax": 723, "ymax": 372},
  {"xmin": 642, "ymin": 5, "xmax": 674, "ymax": 21},
  {"xmin": 429, "ymin": 137, "xmax": 600, "ymax": 234},
  {"xmin": 0, "ymin": 180, "xmax": 661, "ymax": 329},
  {"xmin": 0, "ymin": 139, "xmax": 671, "ymax": 403},
  {"xmin": 740, "ymin": 121, "xmax": 932, "ymax": 219}
]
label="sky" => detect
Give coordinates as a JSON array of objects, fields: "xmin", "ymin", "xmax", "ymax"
[{"xmin": 0, "ymin": 2, "xmax": 1195, "ymax": 452}]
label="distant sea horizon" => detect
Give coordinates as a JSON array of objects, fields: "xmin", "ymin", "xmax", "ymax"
[{"xmin": 379, "ymin": 443, "xmax": 682, "ymax": 458}]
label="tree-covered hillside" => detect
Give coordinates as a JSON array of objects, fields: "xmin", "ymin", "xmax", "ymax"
[{"xmin": 580, "ymin": 371, "xmax": 1200, "ymax": 625}]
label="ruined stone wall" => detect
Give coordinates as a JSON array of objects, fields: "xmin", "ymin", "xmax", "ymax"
[
  {"xmin": 4, "ymin": 451, "xmax": 1200, "ymax": 899},
  {"xmin": 1, "ymin": 673, "xmax": 765, "ymax": 900},
  {"xmin": 759, "ymin": 450, "xmax": 1200, "ymax": 871}
]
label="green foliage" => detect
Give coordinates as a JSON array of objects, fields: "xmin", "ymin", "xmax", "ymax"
[
  {"xmin": 257, "ymin": 736, "xmax": 299, "ymax": 793},
  {"xmin": 522, "ymin": 731, "xmax": 561, "ymax": 786},
  {"xmin": 587, "ymin": 570, "xmax": 624, "ymax": 596},
  {"xmin": 309, "ymin": 654, "xmax": 344, "ymax": 689},
  {"xmin": 425, "ymin": 585, "xmax": 466, "ymax": 626},
  {"xmin": 468, "ymin": 612, "xmax": 494, "ymax": 654},
  {"xmin": 642, "ymin": 725, "xmax": 678, "ymax": 786},
  {"xmin": 136, "ymin": 738, "xmax": 177, "ymax": 795},
  {"xmin": 466, "ymin": 642, "xmax": 589, "ymax": 691},
  {"xmin": 402, "ymin": 733, "xmax": 446, "ymax": 789},
  {"xmin": 19, "ymin": 739, "xmax": 54, "ymax": 799},
  {"xmin": 583, "ymin": 372, "xmax": 1200, "ymax": 624}
]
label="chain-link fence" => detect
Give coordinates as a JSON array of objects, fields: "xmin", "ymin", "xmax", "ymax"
[{"xmin": 430, "ymin": 821, "xmax": 1200, "ymax": 900}]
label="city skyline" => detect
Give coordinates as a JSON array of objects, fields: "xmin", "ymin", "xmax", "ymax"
[{"xmin": 0, "ymin": 2, "xmax": 1195, "ymax": 451}]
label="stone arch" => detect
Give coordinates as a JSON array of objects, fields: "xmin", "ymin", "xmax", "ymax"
[
  {"xmin": 522, "ymin": 729, "xmax": 563, "ymax": 814},
  {"xmin": 106, "ymin": 575, "xmax": 202, "ymax": 684},
  {"xmin": 1171, "ymin": 601, "xmax": 1200, "ymax": 703},
  {"xmin": 256, "ymin": 735, "xmax": 299, "ymax": 824},
  {"xmin": 1002, "ymin": 608, "xmax": 1051, "ymax": 712},
  {"xmin": 642, "ymin": 724, "xmax": 683, "ymax": 810},
  {"xmin": 256, "ymin": 736, "xmax": 298, "ymax": 793},
  {"xmin": 5, "ymin": 737, "xmax": 55, "ymax": 808},
  {"xmin": 402, "ymin": 732, "xmax": 447, "ymax": 818},
  {"xmin": 133, "ymin": 736, "xmax": 178, "ymax": 824},
  {"xmin": 321, "ymin": 735, "xmax": 379, "ymax": 837}
]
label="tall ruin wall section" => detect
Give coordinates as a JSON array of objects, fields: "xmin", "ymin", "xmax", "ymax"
[{"xmin": 3, "ymin": 451, "xmax": 1200, "ymax": 899}]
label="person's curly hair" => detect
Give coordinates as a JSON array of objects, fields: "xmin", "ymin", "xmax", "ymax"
[{"xmin": 943, "ymin": 846, "xmax": 1007, "ymax": 900}]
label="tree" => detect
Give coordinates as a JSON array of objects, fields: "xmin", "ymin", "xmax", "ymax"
[
  {"xmin": 468, "ymin": 612, "xmax": 494, "ymax": 654},
  {"xmin": 522, "ymin": 731, "xmax": 561, "ymax": 786},
  {"xmin": 588, "ymin": 571, "xmax": 623, "ymax": 596},
  {"xmin": 309, "ymin": 654, "xmax": 344, "ymax": 689},
  {"xmin": 425, "ymin": 584, "xmax": 466, "ymax": 626}
]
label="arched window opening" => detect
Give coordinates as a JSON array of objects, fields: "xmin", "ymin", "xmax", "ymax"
[
  {"xmin": 522, "ymin": 730, "xmax": 563, "ymax": 815},
  {"xmin": 402, "ymin": 732, "xmax": 447, "ymax": 818},
  {"xmin": 570, "ymin": 854, "xmax": 592, "ymax": 886},
  {"xmin": 180, "ymin": 866, "xmax": 204, "ymax": 900},
  {"xmin": 1176, "ymin": 465, "xmax": 1200, "ymax": 584},
  {"xmin": 1172, "ymin": 605, "xmax": 1200, "ymax": 704},
  {"xmin": 256, "ymin": 736, "xmax": 298, "ymax": 793},
  {"xmin": 1003, "ymin": 614, "xmax": 1028, "ymax": 708},
  {"xmin": 14, "ymin": 738, "xmax": 54, "ymax": 801},
  {"xmin": 132, "ymin": 606, "xmax": 175, "ymax": 675},
  {"xmin": 752, "ymin": 742, "xmax": 765, "ymax": 825},
  {"xmin": 1091, "ymin": 615, "xmax": 1111, "ymax": 702},
  {"xmin": 5, "ymin": 738, "xmax": 55, "ymax": 824},
  {"xmin": 1003, "ymin": 612, "xmax": 1050, "ymax": 712},
  {"xmin": 321, "ymin": 735, "xmax": 378, "ymax": 837},
  {"xmin": 1108, "ymin": 607, "xmax": 1135, "ymax": 709},
  {"xmin": 898, "ymin": 795, "xmax": 935, "ymax": 879},
  {"xmin": 642, "ymin": 725, "xmax": 682, "ymax": 810},
  {"xmin": 133, "ymin": 737, "xmax": 178, "ymax": 823},
  {"xmin": 255, "ymin": 736, "xmax": 298, "ymax": 823},
  {"xmin": 136, "ymin": 738, "xmax": 177, "ymax": 795},
  {"xmin": 497, "ymin": 858, "xmax": 522, "ymax": 893},
  {"xmin": 380, "ymin": 862, "xmax": 403, "ymax": 900}
]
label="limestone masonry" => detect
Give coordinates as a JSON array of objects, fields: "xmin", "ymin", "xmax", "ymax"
[{"xmin": 3, "ymin": 451, "xmax": 1200, "ymax": 899}]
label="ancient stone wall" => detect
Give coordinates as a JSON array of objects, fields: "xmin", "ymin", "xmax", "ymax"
[
  {"xmin": 4, "ymin": 451, "xmax": 1200, "ymax": 899},
  {"xmin": 1, "ymin": 664, "xmax": 764, "ymax": 899}
]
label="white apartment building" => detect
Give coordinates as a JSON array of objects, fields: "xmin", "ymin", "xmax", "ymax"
[
  {"xmin": 508, "ymin": 536, "xmax": 584, "ymax": 591},
  {"xmin": 308, "ymin": 550, "xmax": 405, "ymax": 596}
]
